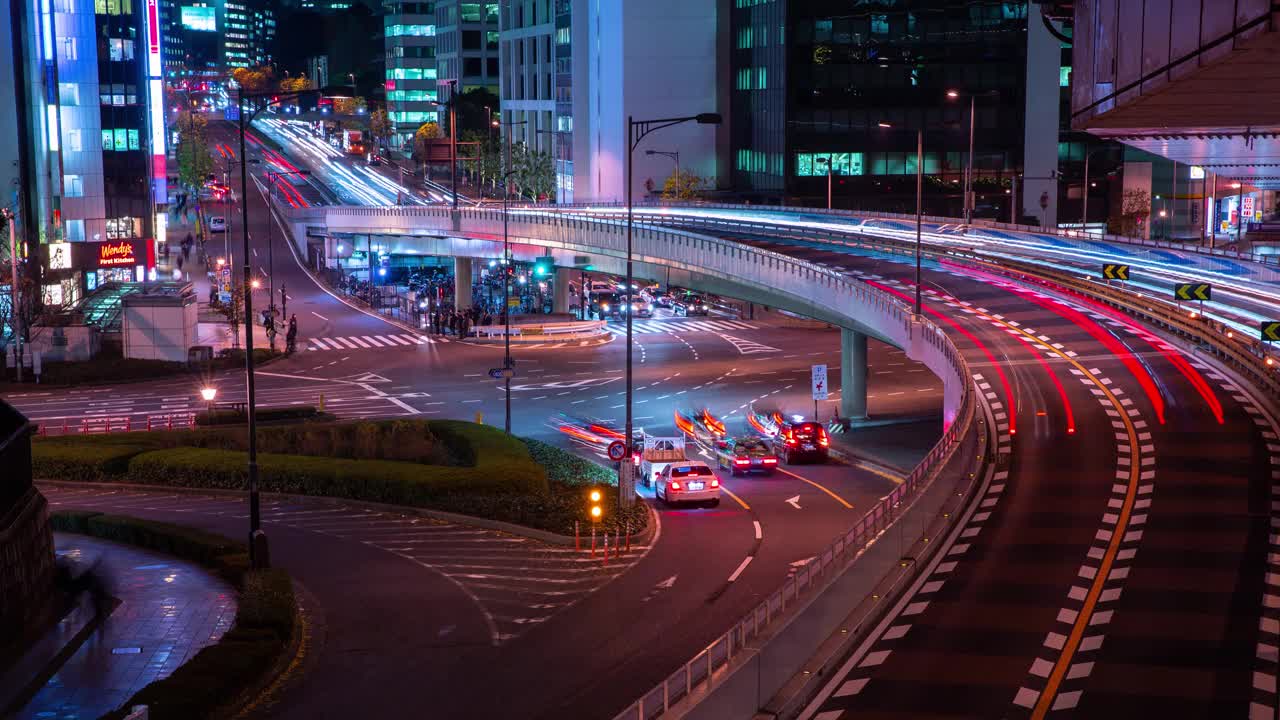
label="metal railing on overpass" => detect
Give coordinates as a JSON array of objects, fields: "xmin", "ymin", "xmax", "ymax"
[{"xmin": 525, "ymin": 200, "xmax": 1280, "ymax": 269}]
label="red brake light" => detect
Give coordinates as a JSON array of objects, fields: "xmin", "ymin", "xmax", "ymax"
[
  {"xmin": 711, "ymin": 478, "xmax": 719, "ymax": 488},
  {"xmin": 669, "ymin": 481, "xmax": 681, "ymax": 491},
  {"xmin": 734, "ymin": 458, "xmax": 750, "ymax": 466},
  {"xmin": 763, "ymin": 457, "xmax": 777, "ymax": 464},
  {"xmin": 818, "ymin": 428, "xmax": 830, "ymax": 447}
]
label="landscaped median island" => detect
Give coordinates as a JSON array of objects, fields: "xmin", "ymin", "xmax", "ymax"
[
  {"xmin": 34, "ymin": 419, "xmax": 647, "ymax": 536},
  {"xmin": 48, "ymin": 511, "xmax": 296, "ymax": 720}
]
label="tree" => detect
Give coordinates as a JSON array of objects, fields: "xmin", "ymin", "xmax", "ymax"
[
  {"xmin": 369, "ymin": 109, "xmax": 392, "ymax": 150},
  {"xmin": 510, "ymin": 142, "xmax": 556, "ymax": 202},
  {"xmin": 278, "ymin": 76, "xmax": 315, "ymax": 94},
  {"xmin": 224, "ymin": 277, "xmax": 245, "ymax": 349},
  {"xmin": 661, "ymin": 170, "xmax": 706, "ymax": 201},
  {"xmin": 230, "ymin": 66, "xmax": 276, "ymax": 94},
  {"xmin": 176, "ymin": 111, "xmax": 215, "ymax": 191},
  {"xmin": 333, "ymin": 96, "xmax": 367, "ymax": 115},
  {"xmin": 454, "ymin": 87, "xmax": 500, "ymax": 137}
]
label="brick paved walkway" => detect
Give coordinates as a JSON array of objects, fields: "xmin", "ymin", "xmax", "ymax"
[{"xmin": 14, "ymin": 534, "xmax": 237, "ymax": 720}]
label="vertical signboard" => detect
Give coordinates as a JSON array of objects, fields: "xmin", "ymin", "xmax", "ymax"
[{"xmin": 144, "ymin": 0, "xmax": 167, "ymax": 206}]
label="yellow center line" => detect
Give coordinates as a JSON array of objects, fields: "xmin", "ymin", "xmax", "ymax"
[
  {"xmin": 776, "ymin": 468, "xmax": 855, "ymax": 509},
  {"xmin": 956, "ymin": 304, "xmax": 1141, "ymax": 716}
]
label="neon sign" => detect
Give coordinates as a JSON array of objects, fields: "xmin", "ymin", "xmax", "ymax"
[{"xmin": 98, "ymin": 241, "xmax": 137, "ymax": 267}]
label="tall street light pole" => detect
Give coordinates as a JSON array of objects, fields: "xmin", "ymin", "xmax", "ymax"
[
  {"xmin": 265, "ymin": 170, "xmax": 309, "ymax": 319},
  {"xmin": 625, "ymin": 112, "xmax": 721, "ymax": 508},
  {"xmin": 815, "ymin": 157, "xmax": 832, "ymax": 210},
  {"xmin": 947, "ymin": 89, "xmax": 997, "ymax": 224},
  {"xmin": 1082, "ymin": 147, "xmax": 1107, "ymax": 235},
  {"xmin": 879, "ymin": 121, "xmax": 923, "ymax": 315},
  {"xmin": 502, "ymin": 168, "xmax": 517, "ymax": 433},
  {"xmin": 645, "ymin": 150, "xmax": 680, "ymax": 193},
  {"xmin": 236, "ymin": 83, "xmax": 328, "ymax": 568}
]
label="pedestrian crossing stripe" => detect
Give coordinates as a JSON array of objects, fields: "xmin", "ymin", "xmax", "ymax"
[
  {"xmin": 607, "ymin": 319, "xmax": 759, "ymax": 334},
  {"xmin": 307, "ymin": 333, "xmax": 440, "ymax": 350}
]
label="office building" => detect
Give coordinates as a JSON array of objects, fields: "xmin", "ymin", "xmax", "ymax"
[
  {"xmin": 384, "ymin": 0, "xmax": 439, "ymax": 152},
  {"xmin": 160, "ymin": 0, "xmax": 274, "ymax": 76},
  {"xmin": 499, "ymin": 0, "xmax": 719, "ymax": 204},
  {"xmin": 434, "ymin": 0, "xmax": 499, "ymax": 100},
  {"xmin": 9, "ymin": 0, "xmax": 166, "ymax": 309},
  {"xmin": 728, "ymin": 1, "xmax": 1069, "ymax": 224}
]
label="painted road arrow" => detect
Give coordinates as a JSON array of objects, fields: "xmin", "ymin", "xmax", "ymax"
[
  {"xmin": 785, "ymin": 495, "xmax": 802, "ymax": 510},
  {"xmin": 642, "ymin": 575, "xmax": 679, "ymax": 602},
  {"xmin": 1102, "ymin": 263, "xmax": 1130, "ymax": 281},
  {"xmin": 1263, "ymin": 321, "xmax": 1280, "ymax": 342},
  {"xmin": 1175, "ymin": 283, "xmax": 1212, "ymax": 301}
]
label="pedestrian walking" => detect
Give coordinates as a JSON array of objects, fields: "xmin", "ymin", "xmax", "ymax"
[{"xmin": 286, "ymin": 314, "xmax": 298, "ymax": 354}]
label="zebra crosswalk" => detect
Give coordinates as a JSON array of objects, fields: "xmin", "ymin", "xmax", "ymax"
[
  {"xmin": 607, "ymin": 319, "xmax": 759, "ymax": 335},
  {"xmin": 307, "ymin": 333, "xmax": 443, "ymax": 351}
]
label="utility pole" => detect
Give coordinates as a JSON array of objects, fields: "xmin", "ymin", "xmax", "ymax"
[{"xmin": 4, "ymin": 209, "xmax": 20, "ymax": 382}]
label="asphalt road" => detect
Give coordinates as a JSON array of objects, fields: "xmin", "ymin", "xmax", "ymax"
[{"xmin": 652, "ymin": 224, "xmax": 1280, "ymax": 718}]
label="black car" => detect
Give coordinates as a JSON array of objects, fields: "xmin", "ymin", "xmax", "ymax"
[
  {"xmin": 775, "ymin": 421, "xmax": 830, "ymax": 463},
  {"xmin": 672, "ymin": 293, "xmax": 710, "ymax": 316}
]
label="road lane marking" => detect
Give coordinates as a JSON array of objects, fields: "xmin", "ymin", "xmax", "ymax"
[
  {"xmin": 718, "ymin": 485, "xmax": 751, "ymax": 511},
  {"xmin": 753, "ymin": 520, "xmax": 762, "ymax": 540},
  {"xmin": 311, "ymin": 311, "xmax": 329, "ymax": 321},
  {"xmin": 727, "ymin": 555, "xmax": 753, "ymax": 583},
  {"xmin": 777, "ymin": 468, "xmax": 854, "ymax": 509}
]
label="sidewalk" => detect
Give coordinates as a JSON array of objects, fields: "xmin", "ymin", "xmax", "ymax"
[{"xmin": 14, "ymin": 534, "xmax": 237, "ymax": 720}]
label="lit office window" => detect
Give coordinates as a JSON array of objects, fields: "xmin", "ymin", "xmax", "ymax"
[{"xmin": 63, "ymin": 174, "xmax": 84, "ymax": 197}]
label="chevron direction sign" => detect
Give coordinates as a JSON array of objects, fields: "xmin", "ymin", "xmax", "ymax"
[
  {"xmin": 1102, "ymin": 264, "xmax": 1130, "ymax": 281},
  {"xmin": 1263, "ymin": 322, "xmax": 1280, "ymax": 342},
  {"xmin": 1174, "ymin": 283, "xmax": 1212, "ymax": 302}
]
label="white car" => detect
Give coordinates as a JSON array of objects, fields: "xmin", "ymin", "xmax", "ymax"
[
  {"xmin": 208, "ymin": 216, "xmax": 228, "ymax": 233},
  {"xmin": 655, "ymin": 460, "xmax": 720, "ymax": 507}
]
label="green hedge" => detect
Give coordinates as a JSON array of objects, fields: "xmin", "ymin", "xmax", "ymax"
[
  {"xmin": 168, "ymin": 418, "xmax": 450, "ymax": 464},
  {"xmin": 125, "ymin": 445, "xmax": 547, "ymax": 500},
  {"xmin": 195, "ymin": 405, "xmax": 319, "ymax": 426},
  {"xmin": 32, "ymin": 441, "xmax": 156, "ymax": 482},
  {"xmin": 47, "ymin": 511, "xmax": 295, "ymax": 720},
  {"xmin": 524, "ymin": 438, "xmax": 615, "ymax": 487}
]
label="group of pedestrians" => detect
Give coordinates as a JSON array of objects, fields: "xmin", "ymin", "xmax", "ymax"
[
  {"xmin": 261, "ymin": 311, "xmax": 299, "ymax": 354},
  {"xmin": 430, "ymin": 306, "xmax": 501, "ymax": 337}
]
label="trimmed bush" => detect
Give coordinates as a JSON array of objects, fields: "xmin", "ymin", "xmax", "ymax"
[
  {"xmin": 195, "ymin": 405, "xmax": 319, "ymax": 426},
  {"xmin": 524, "ymin": 438, "xmax": 615, "ymax": 487},
  {"xmin": 126, "ymin": 445, "xmax": 548, "ymax": 500},
  {"xmin": 32, "ymin": 441, "xmax": 155, "ymax": 482},
  {"xmin": 166, "ymin": 419, "xmax": 450, "ymax": 464},
  {"xmin": 48, "ymin": 510, "xmax": 105, "ymax": 535}
]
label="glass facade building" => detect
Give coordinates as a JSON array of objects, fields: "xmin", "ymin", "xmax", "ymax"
[
  {"xmin": 383, "ymin": 0, "xmax": 439, "ymax": 151},
  {"xmin": 730, "ymin": 0, "xmax": 1041, "ymax": 217},
  {"xmin": 11, "ymin": 0, "xmax": 165, "ymax": 308},
  {"xmin": 499, "ymin": 0, "xmax": 563, "ymax": 195},
  {"xmin": 434, "ymin": 0, "xmax": 500, "ymax": 99}
]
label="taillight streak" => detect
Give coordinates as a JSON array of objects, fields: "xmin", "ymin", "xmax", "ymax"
[{"xmin": 864, "ymin": 279, "xmax": 1019, "ymax": 435}]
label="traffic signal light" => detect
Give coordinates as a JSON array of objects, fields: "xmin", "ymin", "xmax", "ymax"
[
  {"xmin": 534, "ymin": 256, "xmax": 553, "ymax": 277},
  {"xmin": 589, "ymin": 489, "xmax": 602, "ymax": 520}
]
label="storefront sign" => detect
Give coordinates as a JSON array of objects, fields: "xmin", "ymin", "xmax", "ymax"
[
  {"xmin": 1189, "ymin": 166, "xmax": 1205, "ymax": 180},
  {"xmin": 1243, "ymin": 196, "xmax": 1255, "ymax": 218},
  {"xmin": 48, "ymin": 242, "xmax": 72, "ymax": 270},
  {"xmin": 98, "ymin": 241, "xmax": 137, "ymax": 267}
]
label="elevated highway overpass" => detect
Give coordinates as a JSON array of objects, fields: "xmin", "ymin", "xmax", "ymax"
[{"xmin": 279, "ymin": 200, "xmax": 1280, "ymax": 718}]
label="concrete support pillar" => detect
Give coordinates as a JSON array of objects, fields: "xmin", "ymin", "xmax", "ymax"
[
  {"xmin": 840, "ymin": 328, "xmax": 868, "ymax": 421},
  {"xmin": 553, "ymin": 266, "xmax": 572, "ymax": 314},
  {"xmin": 454, "ymin": 256, "xmax": 473, "ymax": 310}
]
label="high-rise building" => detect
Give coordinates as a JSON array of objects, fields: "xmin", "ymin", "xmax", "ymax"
[
  {"xmin": 727, "ymin": 1, "xmax": 1067, "ymax": 223},
  {"xmin": 500, "ymin": 0, "xmax": 719, "ymax": 204},
  {"xmin": 159, "ymin": 0, "xmax": 273, "ymax": 76},
  {"xmin": 434, "ymin": 0, "xmax": 499, "ymax": 99},
  {"xmin": 383, "ymin": 0, "xmax": 439, "ymax": 152},
  {"xmin": 8, "ymin": 0, "xmax": 167, "ymax": 307}
]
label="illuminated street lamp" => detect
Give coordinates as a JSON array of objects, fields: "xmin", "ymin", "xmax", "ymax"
[
  {"xmin": 251, "ymin": 279, "xmax": 262, "ymax": 289},
  {"xmin": 200, "ymin": 387, "xmax": 217, "ymax": 414},
  {"xmin": 624, "ymin": 112, "xmax": 721, "ymax": 508}
]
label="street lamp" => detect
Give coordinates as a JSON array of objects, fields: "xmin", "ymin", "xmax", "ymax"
[
  {"xmin": 347, "ymin": 73, "xmax": 356, "ymax": 100},
  {"xmin": 1081, "ymin": 147, "xmax": 1110, "ymax": 235},
  {"xmin": 234, "ymin": 83, "xmax": 334, "ymax": 568},
  {"xmin": 501, "ymin": 167, "xmax": 518, "ymax": 434},
  {"xmin": 200, "ymin": 387, "xmax": 217, "ymax": 414},
  {"xmin": 429, "ymin": 80, "xmax": 460, "ymax": 209},
  {"xmin": 624, "ymin": 112, "xmax": 721, "ymax": 507},
  {"xmin": 945, "ymin": 89, "xmax": 999, "ymax": 224},
  {"xmin": 814, "ymin": 157, "xmax": 832, "ymax": 210},
  {"xmin": 645, "ymin": 150, "xmax": 680, "ymax": 195},
  {"xmin": 265, "ymin": 169, "xmax": 310, "ymax": 313},
  {"xmin": 877, "ymin": 121, "xmax": 924, "ymax": 315}
]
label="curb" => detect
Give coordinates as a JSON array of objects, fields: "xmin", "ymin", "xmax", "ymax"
[
  {"xmin": 35, "ymin": 480, "xmax": 657, "ymax": 549},
  {"xmin": 228, "ymin": 577, "xmax": 323, "ymax": 720}
]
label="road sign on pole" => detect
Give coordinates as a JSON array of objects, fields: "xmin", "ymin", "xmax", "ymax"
[
  {"xmin": 489, "ymin": 367, "xmax": 515, "ymax": 379},
  {"xmin": 1262, "ymin": 322, "xmax": 1280, "ymax": 342},
  {"xmin": 1102, "ymin": 264, "xmax": 1130, "ymax": 281},
  {"xmin": 811, "ymin": 364, "xmax": 828, "ymax": 400},
  {"xmin": 1174, "ymin": 283, "xmax": 1212, "ymax": 302},
  {"xmin": 607, "ymin": 440, "xmax": 627, "ymax": 462}
]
